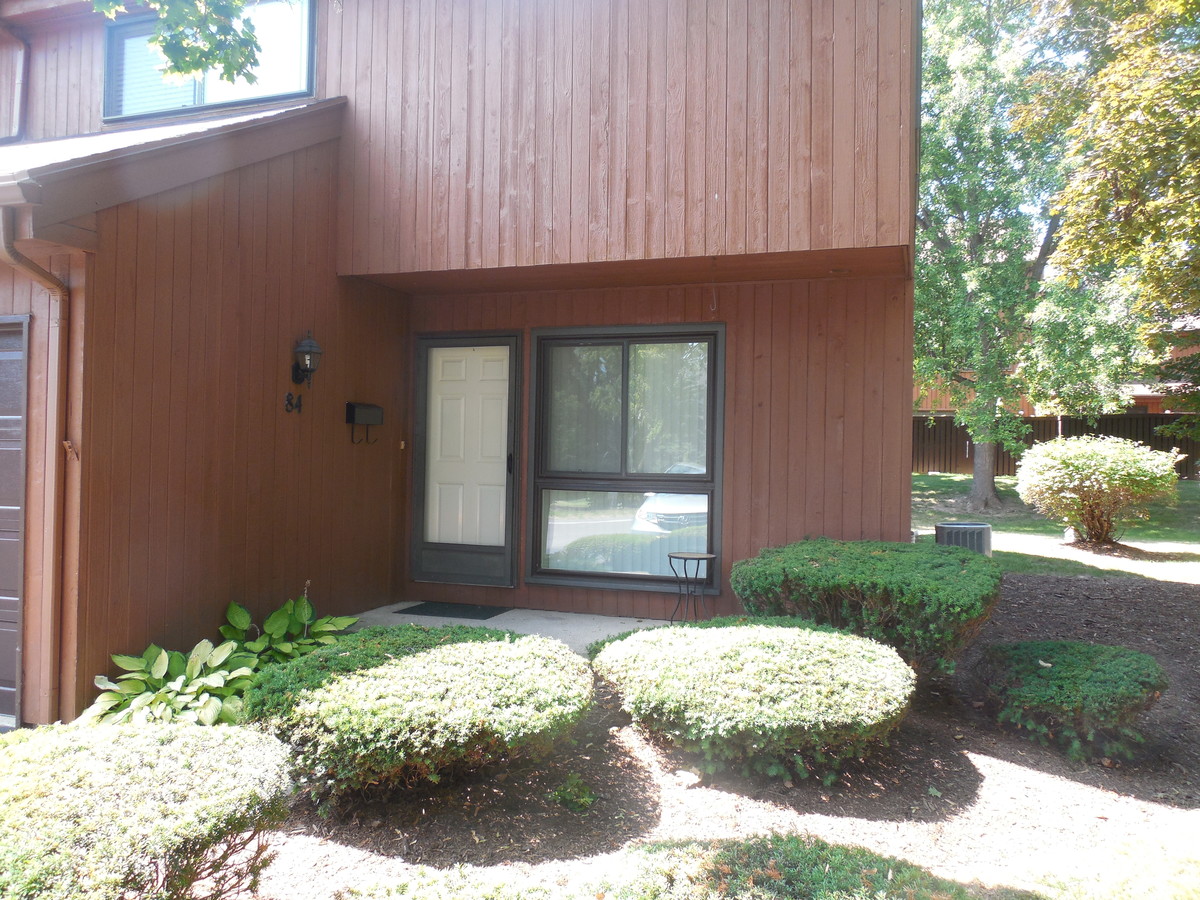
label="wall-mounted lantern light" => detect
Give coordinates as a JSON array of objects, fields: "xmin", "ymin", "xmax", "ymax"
[{"xmin": 291, "ymin": 332, "xmax": 323, "ymax": 387}]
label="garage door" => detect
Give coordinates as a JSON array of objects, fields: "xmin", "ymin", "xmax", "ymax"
[{"xmin": 0, "ymin": 321, "xmax": 25, "ymax": 729}]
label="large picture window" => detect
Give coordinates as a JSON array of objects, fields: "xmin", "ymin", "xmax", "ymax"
[
  {"xmin": 530, "ymin": 327, "xmax": 723, "ymax": 588},
  {"xmin": 104, "ymin": 0, "xmax": 313, "ymax": 121}
]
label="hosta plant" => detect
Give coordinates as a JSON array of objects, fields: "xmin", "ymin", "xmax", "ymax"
[
  {"xmin": 220, "ymin": 586, "xmax": 357, "ymax": 667},
  {"xmin": 79, "ymin": 639, "xmax": 258, "ymax": 725}
]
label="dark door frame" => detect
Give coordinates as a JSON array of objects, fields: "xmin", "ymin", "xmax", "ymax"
[
  {"xmin": 0, "ymin": 315, "xmax": 28, "ymax": 730},
  {"xmin": 410, "ymin": 333, "xmax": 521, "ymax": 588}
]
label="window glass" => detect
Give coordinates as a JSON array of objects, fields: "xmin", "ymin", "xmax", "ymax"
[
  {"xmin": 105, "ymin": 0, "xmax": 312, "ymax": 120},
  {"xmin": 533, "ymin": 330, "xmax": 719, "ymax": 585},
  {"xmin": 541, "ymin": 490, "xmax": 709, "ymax": 577},
  {"xmin": 628, "ymin": 341, "xmax": 708, "ymax": 474},
  {"xmin": 545, "ymin": 344, "xmax": 623, "ymax": 473}
]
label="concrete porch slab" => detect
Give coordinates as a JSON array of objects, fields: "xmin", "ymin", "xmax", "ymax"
[{"xmin": 353, "ymin": 601, "xmax": 670, "ymax": 655}]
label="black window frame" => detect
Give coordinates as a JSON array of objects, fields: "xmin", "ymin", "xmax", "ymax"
[
  {"xmin": 102, "ymin": 1, "xmax": 316, "ymax": 124},
  {"xmin": 527, "ymin": 324, "xmax": 725, "ymax": 593}
]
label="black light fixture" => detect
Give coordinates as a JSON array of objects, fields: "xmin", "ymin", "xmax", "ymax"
[{"xmin": 291, "ymin": 331, "xmax": 323, "ymax": 387}]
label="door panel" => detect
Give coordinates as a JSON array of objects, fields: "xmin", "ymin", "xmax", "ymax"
[{"xmin": 413, "ymin": 337, "xmax": 519, "ymax": 587}]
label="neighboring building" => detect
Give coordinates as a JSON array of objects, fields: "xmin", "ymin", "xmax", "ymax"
[{"xmin": 0, "ymin": 0, "xmax": 918, "ymax": 725}]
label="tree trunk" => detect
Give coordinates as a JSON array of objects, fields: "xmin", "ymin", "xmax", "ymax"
[{"xmin": 967, "ymin": 441, "xmax": 1003, "ymax": 510}]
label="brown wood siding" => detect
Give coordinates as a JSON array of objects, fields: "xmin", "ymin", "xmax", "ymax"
[
  {"xmin": 402, "ymin": 275, "xmax": 913, "ymax": 620},
  {"xmin": 22, "ymin": 15, "xmax": 102, "ymax": 140},
  {"xmin": 66, "ymin": 141, "xmax": 407, "ymax": 717},
  {"xmin": 326, "ymin": 0, "xmax": 918, "ymax": 277}
]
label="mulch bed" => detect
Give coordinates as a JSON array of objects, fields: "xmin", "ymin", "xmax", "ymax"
[{"xmin": 259, "ymin": 571, "xmax": 1199, "ymax": 896}]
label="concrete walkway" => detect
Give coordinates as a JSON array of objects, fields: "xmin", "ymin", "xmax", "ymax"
[{"xmin": 354, "ymin": 601, "xmax": 670, "ymax": 655}]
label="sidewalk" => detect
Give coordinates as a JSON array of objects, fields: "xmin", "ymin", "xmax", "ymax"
[{"xmin": 353, "ymin": 601, "xmax": 670, "ymax": 655}]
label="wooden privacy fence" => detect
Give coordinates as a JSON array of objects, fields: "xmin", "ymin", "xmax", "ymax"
[{"xmin": 913, "ymin": 414, "xmax": 1200, "ymax": 478}]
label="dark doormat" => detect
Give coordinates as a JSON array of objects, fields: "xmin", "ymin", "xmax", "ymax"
[{"xmin": 398, "ymin": 601, "xmax": 512, "ymax": 620}]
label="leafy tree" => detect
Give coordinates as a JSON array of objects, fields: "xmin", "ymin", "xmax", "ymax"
[
  {"xmin": 917, "ymin": 0, "xmax": 1151, "ymax": 509},
  {"xmin": 1019, "ymin": 0, "xmax": 1200, "ymax": 435},
  {"xmin": 93, "ymin": 0, "xmax": 262, "ymax": 83}
]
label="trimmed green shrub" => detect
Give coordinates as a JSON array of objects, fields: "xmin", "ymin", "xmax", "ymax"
[
  {"xmin": 79, "ymin": 638, "xmax": 259, "ymax": 725},
  {"xmin": 351, "ymin": 835, "xmax": 1010, "ymax": 899},
  {"xmin": 244, "ymin": 625, "xmax": 594, "ymax": 806},
  {"xmin": 1016, "ymin": 435, "xmax": 1182, "ymax": 543},
  {"xmin": 592, "ymin": 617, "xmax": 915, "ymax": 782},
  {"xmin": 978, "ymin": 641, "xmax": 1168, "ymax": 761},
  {"xmin": 730, "ymin": 538, "xmax": 1002, "ymax": 674},
  {"xmin": 595, "ymin": 835, "xmax": 992, "ymax": 900},
  {"xmin": 0, "ymin": 724, "xmax": 292, "ymax": 900}
]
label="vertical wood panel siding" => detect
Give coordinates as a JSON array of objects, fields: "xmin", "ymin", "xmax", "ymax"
[
  {"xmin": 402, "ymin": 276, "xmax": 913, "ymax": 621},
  {"xmin": 69, "ymin": 142, "xmax": 407, "ymax": 715},
  {"xmin": 323, "ymin": 0, "xmax": 918, "ymax": 276},
  {"xmin": 22, "ymin": 16, "xmax": 103, "ymax": 140}
]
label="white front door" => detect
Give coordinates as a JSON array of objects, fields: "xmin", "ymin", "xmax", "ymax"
[
  {"xmin": 425, "ymin": 345, "xmax": 509, "ymax": 545},
  {"xmin": 413, "ymin": 337, "xmax": 518, "ymax": 587}
]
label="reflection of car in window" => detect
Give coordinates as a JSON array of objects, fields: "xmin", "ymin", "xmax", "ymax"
[{"xmin": 632, "ymin": 463, "xmax": 708, "ymax": 534}]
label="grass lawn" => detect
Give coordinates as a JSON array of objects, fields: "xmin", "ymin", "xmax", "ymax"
[{"xmin": 912, "ymin": 474, "xmax": 1200, "ymax": 578}]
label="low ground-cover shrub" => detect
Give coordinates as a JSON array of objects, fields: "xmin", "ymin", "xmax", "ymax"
[
  {"xmin": 596, "ymin": 835, "xmax": 995, "ymax": 899},
  {"xmin": 977, "ymin": 640, "xmax": 1168, "ymax": 761},
  {"xmin": 244, "ymin": 625, "xmax": 594, "ymax": 806},
  {"xmin": 1016, "ymin": 436, "xmax": 1182, "ymax": 543},
  {"xmin": 592, "ymin": 617, "xmax": 914, "ymax": 783},
  {"xmin": 0, "ymin": 724, "xmax": 292, "ymax": 900},
  {"xmin": 351, "ymin": 835, "xmax": 1004, "ymax": 899},
  {"xmin": 730, "ymin": 538, "xmax": 1002, "ymax": 674}
]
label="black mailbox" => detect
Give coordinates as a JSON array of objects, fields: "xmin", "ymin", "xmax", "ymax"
[{"xmin": 345, "ymin": 402, "xmax": 383, "ymax": 426}]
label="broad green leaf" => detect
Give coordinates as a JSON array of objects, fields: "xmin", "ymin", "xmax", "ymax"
[
  {"xmin": 218, "ymin": 625, "xmax": 242, "ymax": 641},
  {"xmin": 116, "ymin": 679, "xmax": 147, "ymax": 695},
  {"xmin": 166, "ymin": 650, "xmax": 187, "ymax": 678},
  {"xmin": 293, "ymin": 594, "xmax": 315, "ymax": 625},
  {"xmin": 149, "ymin": 648, "xmax": 169, "ymax": 680},
  {"xmin": 220, "ymin": 696, "xmax": 244, "ymax": 723},
  {"xmin": 111, "ymin": 654, "xmax": 147, "ymax": 672},
  {"xmin": 263, "ymin": 608, "xmax": 290, "ymax": 637},
  {"xmin": 225, "ymin": 600, "xmax": 253, "ymax": 631},
  {"xmin": 142, "ymin": 643, "xmax": 164, "ymax": 665},
  {"xmin": 197, "ymin": 696, "xmax": 222, "ymax": 725},
  {"xmin": 207, "ymin": 640, "xmax": 237, "ymax": 669},
  {"xmin": 94, "ymin": 675, "xmax": 121, "ymax": 690},
  {"xmin": 186, "ymin": 639, "xmax": 214, "ymax": 679}
]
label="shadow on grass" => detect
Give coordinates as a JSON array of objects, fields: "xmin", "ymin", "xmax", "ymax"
[
  {"xmin": 991, "ymin": 550, "xmax": 1152, "ymax": 579},
  {"xmin": 1081, "ymin": 542, "xmax": 1200, "ymax": 564}
]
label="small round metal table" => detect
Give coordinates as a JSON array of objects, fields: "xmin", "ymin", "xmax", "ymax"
[{"xmin": 667, "ymin": 552, "xmax": 717, "ymax": 622}]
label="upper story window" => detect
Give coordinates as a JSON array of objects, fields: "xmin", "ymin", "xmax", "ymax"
[{"xmin": 103, "ymin": 0, "xmax": 313, "ymax": 122}]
